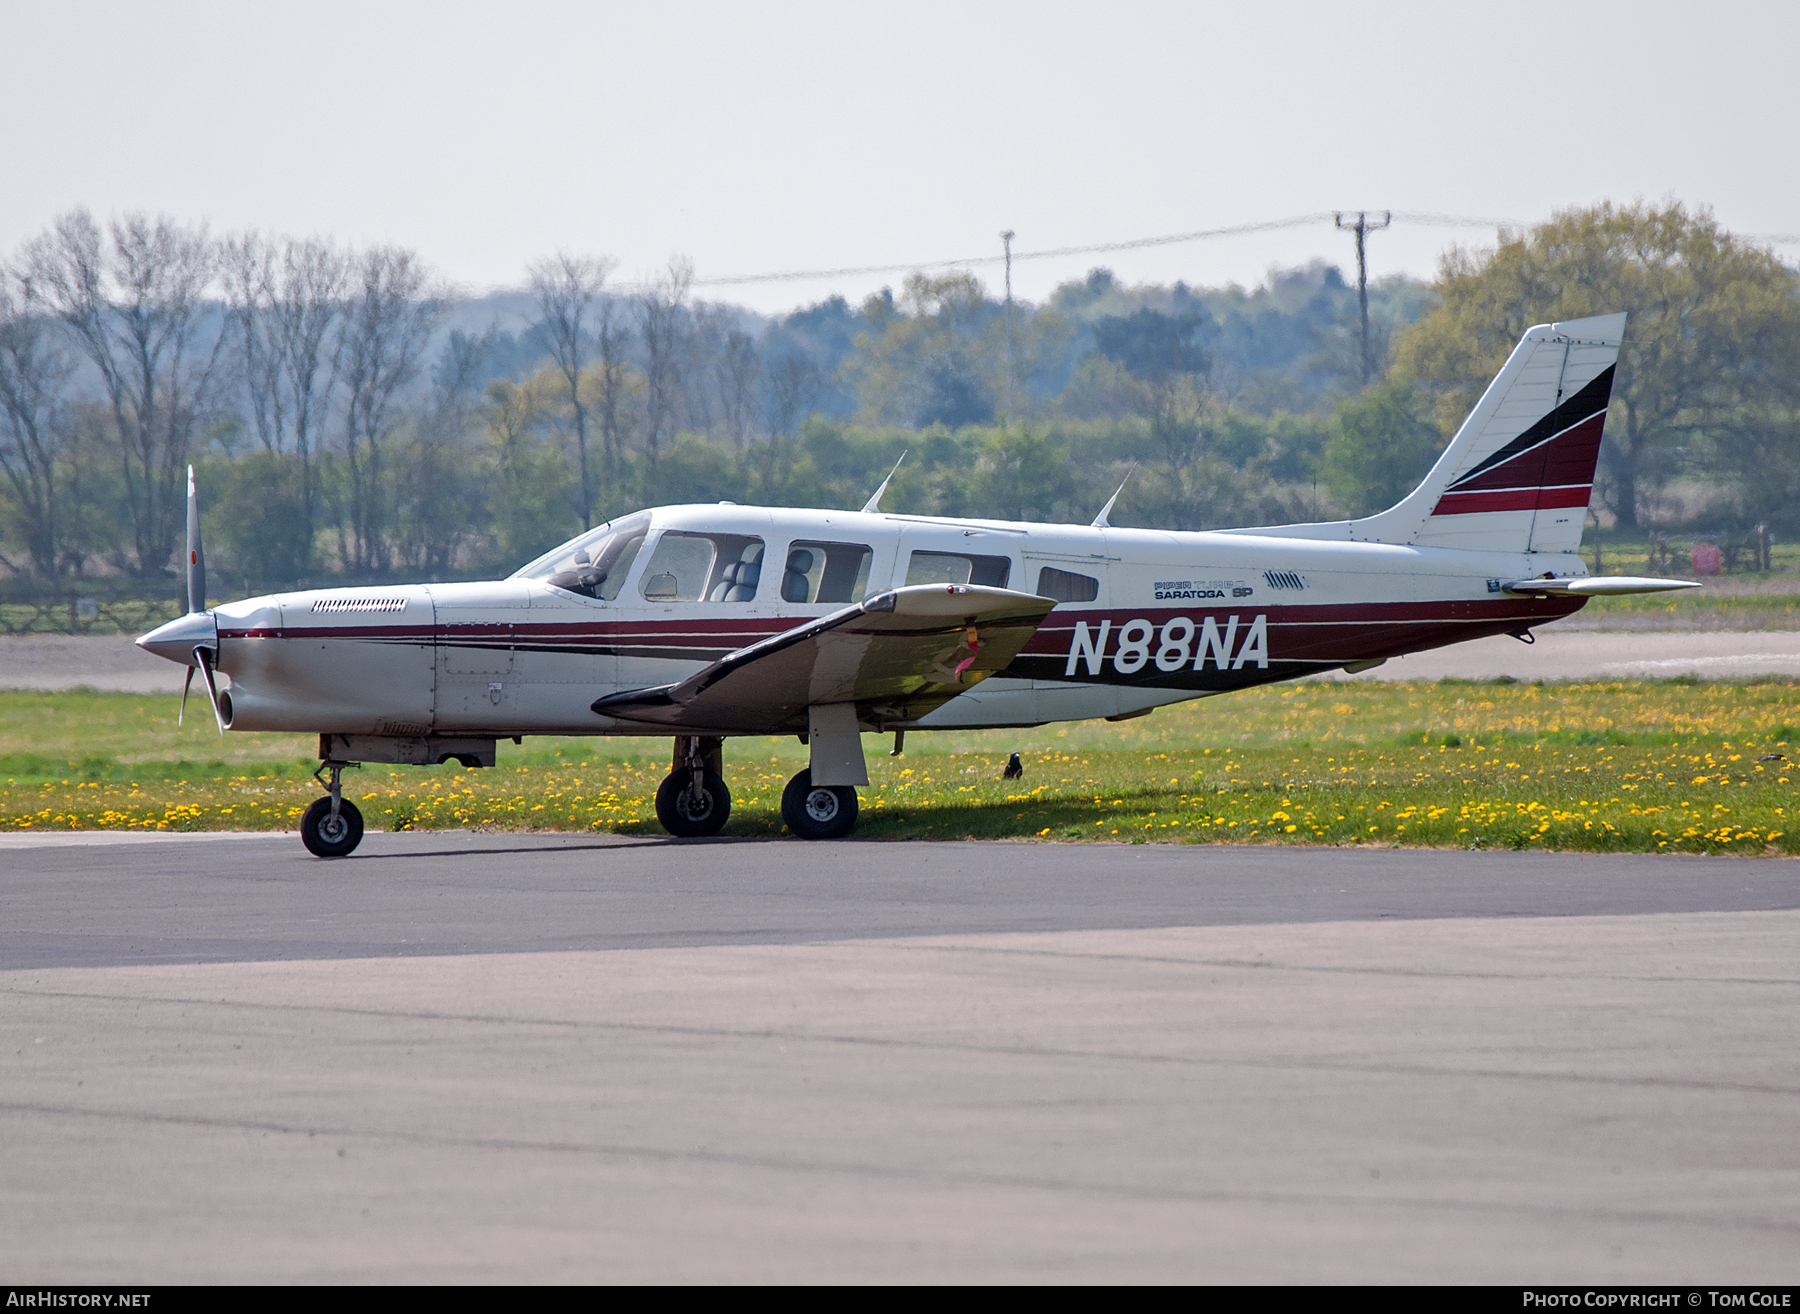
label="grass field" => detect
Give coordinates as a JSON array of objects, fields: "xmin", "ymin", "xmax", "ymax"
[{"xmin": 5, "ymin": 678, "xmax": 1800, "ymax": 855}]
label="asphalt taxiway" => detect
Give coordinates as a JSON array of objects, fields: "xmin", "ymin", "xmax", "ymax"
[{"xmin": 3, "ymin": 832, "xmax": 1798, "ymax": 1282}]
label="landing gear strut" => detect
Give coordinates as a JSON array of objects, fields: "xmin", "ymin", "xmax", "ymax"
[
  {"xmin": 302, "ymin": 762, "xmax": 365, "ymax": 858},
  {"xmin": 781, "ymin": 768, "xmax": 858, "ymax": 841},
  {"xmin": 655, "ymin": 736, "xmax": 731, "ymax": 838}
]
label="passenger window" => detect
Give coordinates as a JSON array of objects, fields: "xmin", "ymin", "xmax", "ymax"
[
  {"xmin": 1035, "ymin": 566, "xmax": 1100, "ymax": 603},
  {"xmin": 639, "ymin": 533, "xmax": 765, "ymax": 603},
  {"xmin": 782, "ymin": 541, "xmax": 873, "ymax": 604},
  {"xmin": 907, "ymin": 551, "xmax": 1011, "ymax": 589}
]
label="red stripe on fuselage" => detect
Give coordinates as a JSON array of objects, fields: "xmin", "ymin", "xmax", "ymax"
[{"xmin": 218, "ymin": 595, "xmax": 1584, "ymax": 671}]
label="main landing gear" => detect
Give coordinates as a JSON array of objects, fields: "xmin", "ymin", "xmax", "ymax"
[
  {"xmin": 653, "ymin": 737, "xmax": 861, "ymax": 840},
  {"xmin": 654, "ymin": 736, "xmax": 732, "ymax": 838},
  {"xmin": 302, "ymin": 762, "xmax": 365, "ymax": 858},
  {"xmin": 780, "ymin": 768, "xmax": 858, "ymax": 841}
]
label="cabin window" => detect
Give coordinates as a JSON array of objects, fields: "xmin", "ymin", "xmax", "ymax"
[
  {"xmin": 782, "ymin": 541, "xmax": 873, "ymax": 604},
  {"xmin": 906, "ymin": 551, "xmax": 1011, "ymax": 589},
  {"xmin": 527, "ymin": 512, "xmax": 651, "ymax": 600},
  {"xmin": 1035, "ymin": 566, "xmax": 1100, "ymax": 604},
  {"xmin": 639, "ymin": 533, "xmax": 766, "ymax": 603}
]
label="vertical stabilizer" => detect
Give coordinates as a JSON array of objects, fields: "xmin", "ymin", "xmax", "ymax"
[{"xmin": 1353, "ymin": 312, "xmax": 1624, "ymax": 555}]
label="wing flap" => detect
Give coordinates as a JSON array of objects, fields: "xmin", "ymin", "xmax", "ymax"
[{"xmin": 592, "ymin": 584, "xmax": 1056, "ymax": 732}]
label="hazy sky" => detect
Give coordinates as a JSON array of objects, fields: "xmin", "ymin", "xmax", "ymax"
[{"xmin": 4, "ymin": 1, "xmax": 1795, "ymax": 315}]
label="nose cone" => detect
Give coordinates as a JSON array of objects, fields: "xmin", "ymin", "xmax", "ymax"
[{"xmin": 137, "ymin": 611, "xmax": 217, "ymax": 666}]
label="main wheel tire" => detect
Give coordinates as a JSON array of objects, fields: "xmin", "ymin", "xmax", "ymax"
[
  {"xmin": 300, "ymin": 796, "xmax": 365, "ymax": 858},
  {"xmin": 654, "ymin": 769, "xmax": 731, "ymax": 837},
  {"xmin": 780, "ymin": 768, "xmax": 859, "ymax": 840}
]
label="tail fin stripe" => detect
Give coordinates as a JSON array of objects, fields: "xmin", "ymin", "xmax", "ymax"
[
  {"xmin": 1445, "ymin": 412, "xmax": 1608, "ymax": 494},
  {"xmin": 1445, "ymin": 366, "xmax": 1614, "ymax": 491},
  {"xmin": 1432, "ymin": 485, "xmax": 1594, "ymax": 516}
]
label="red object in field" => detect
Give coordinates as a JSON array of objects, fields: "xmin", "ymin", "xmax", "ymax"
[{"xmin": 1692, "ymin": 542, "xmax": 1722, "ymax": 575}]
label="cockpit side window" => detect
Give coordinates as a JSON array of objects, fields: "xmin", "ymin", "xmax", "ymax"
[
  {"xmin": 782, "ymin": 541, "xmax": 873, "ymax": 604},
  {"xmin": 906, "ymin": 551, "xmax": 1011, "ymax": 589},
  {"xmin": 522, "ymin": 512, "xmax": 651, "ymax": 600},
  {"xmin": 639, "ymin": 533, "xmax": 765, "ymax": 603}
]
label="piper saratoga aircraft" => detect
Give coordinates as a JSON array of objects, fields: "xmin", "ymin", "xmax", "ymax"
[{"xmin": 140, "ymin": 311, "xmax": 1695, "ymax": 856}]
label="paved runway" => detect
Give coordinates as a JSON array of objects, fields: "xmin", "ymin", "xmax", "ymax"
[{"xmin": 3, "ymin": 832, "xmax": 1798, "ymax": 1282}]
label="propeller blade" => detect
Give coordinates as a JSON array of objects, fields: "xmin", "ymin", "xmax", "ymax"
[
  {"xmin": 178, "ymin": 665, "xmax": 194, "ymax": 727},
  {"xmin": 192, "ymin": 644, "xmax": 225, "ymax": 734},
  {"xmin": 186, "ymin": 464, "xmax": 206, "ymax": 615}
]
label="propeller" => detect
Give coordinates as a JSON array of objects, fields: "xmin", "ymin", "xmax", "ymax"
[
  {"xmin": 187, "ymin": 464, "xmax": 205, "ymax": 615},
  {"xmin": 193, "ymin": 644, "xmax": 227, "ymax": 732},
  {"xmin": 179, "ymin": 464, "xmax": 224, "ymax": 733}
]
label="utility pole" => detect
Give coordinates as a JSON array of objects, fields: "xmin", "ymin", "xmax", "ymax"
[
  {"xmin": 1000, "ymin": 229, "xmax": 1015, "ymax": 421},
  {"xmin": 1334, "ymin": 210, "xmax": 1391, "ymax": 385}
]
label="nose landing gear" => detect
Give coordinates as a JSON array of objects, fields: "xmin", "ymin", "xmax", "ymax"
[
  {"xmin": 302, "ymin": 762, "xmax": 365, "ymax": 857},
  {"xmin": 655, "ymin": 736, "xmax": 731, "ymax": 838}
]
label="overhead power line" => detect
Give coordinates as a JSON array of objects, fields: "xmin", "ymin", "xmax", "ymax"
[
  {"xmin": 680, "ymin": 213, "xmax": 1798, "ymax": 294},
  {"xmin": 690, "ymin": 211, "xmax": 1529, "ymax": 288}
]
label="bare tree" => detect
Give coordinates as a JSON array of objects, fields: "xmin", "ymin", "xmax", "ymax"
[
  {"xmin": 528, "ymin": 252, "xmax": 616, "ymax": 530},
  {"xmin": 638, "ymin": 258, "xmax": 692, "ymax": 463},
  {"xmin": 336, "ymin": 247, "xmax": 440, "ymax": 573},
  {"xmin": 715, "ymin": 325, "xmax": 761, "ymax": 450},
  {"xmin": 761, "ymin": 353, "xmax": 823, "ymax": 493},
  {"xmin": 0, "ymin": 269, "xmax": 77, "ymax": 576},
  {"xmin": 395, "ymin": 327, "xmax": 493, "ymax": 575},
  {"xmin": 679, "ymin": 301, "xmax": 726, "ymax": 437},
  {"xmin": 594, "ymin": 294, "xmax": 632, "ymax": 482},
  {"xmin": 23, "ymin": 209, "xmax": 225, "ymax": 578},
  {"xmin": 220, "ymin": 233, "xmax": 347, "ymax": 570},
  {"xmin": 220, "ymin": 236, "xmax": 284, "ymax": 450},
  {"xmin": 765, "ymin": 352, "xmax": 823, "ymax": 440}
]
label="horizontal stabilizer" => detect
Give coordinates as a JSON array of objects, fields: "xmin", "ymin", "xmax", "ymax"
[
  {"xmin": 592, "ymin": 584, "xmax": 1056, "ymax": 733},
  {"xmin": 1503, "ymin": 576, "xmax": 1701, "ymax": 597}
]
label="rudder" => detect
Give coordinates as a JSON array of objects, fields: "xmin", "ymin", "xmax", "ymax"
[{"xmin": 1354, "ymin": 312, "xmax": 1624, "ymax": 556}]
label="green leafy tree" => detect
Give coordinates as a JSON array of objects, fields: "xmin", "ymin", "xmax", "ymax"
[
  {"xmin": 484, "ymin": 376, "xmax": 576, "ymax": 571},
  {"xmin": 1395, "ymin": 201, "xmax": 1800, "ymax": 528},
  {"xmin": 1317, "ymin": 376, "xmax": 1444, "ymax": 516},
  {"xmin": 843, "ymin": 273, "xmax": 996, "ymax": 428},
  {"xmin": 210, "ymin": 450, "xmax": 311, "ymax": 589}
]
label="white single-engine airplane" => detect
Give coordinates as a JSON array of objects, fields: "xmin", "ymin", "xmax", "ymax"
[{"xmin": 140, "ymin": 312, "xmax": 1697, "ymax": 856}]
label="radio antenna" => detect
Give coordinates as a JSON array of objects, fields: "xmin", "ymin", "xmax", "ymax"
[
  {"xmin": 860, "ymin": 450, "xmax": 908, "ymax": 513},
  {"xmin": 1091, "ymin": 464, "xmax": 1136, "ymax": 528}
]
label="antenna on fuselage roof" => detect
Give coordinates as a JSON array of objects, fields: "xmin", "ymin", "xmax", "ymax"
[
  {"xmin": 860, "ymin": 450, "xmax": 908, "ymax": 513},
  {"xmin": 1091, "ymin": 464, "xmax": 1136, "ymax": 528}
]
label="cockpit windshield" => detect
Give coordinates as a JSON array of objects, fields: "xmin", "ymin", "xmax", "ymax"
[{"xmin": 511, "ymin": 512, "xmax": 652, "ymax": 600}]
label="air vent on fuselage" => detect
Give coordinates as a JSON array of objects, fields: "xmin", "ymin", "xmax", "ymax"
[
  {"xmin": 1263, "ymin": 570, "xmax": 1305, "ymax": 591},
  {"xmin": 313, "ymin": 596, "xmax": 407, "ymax": 613}
]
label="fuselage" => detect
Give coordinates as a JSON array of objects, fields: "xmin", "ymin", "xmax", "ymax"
[{"xmin": 140, "ymin": 501, "xmax": 1585, "ymax": 739}]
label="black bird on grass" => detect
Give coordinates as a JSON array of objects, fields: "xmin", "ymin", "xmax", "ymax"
[{"xmin": 1003, "ymin": 752, "xmax": 1024, "ymax": 780}]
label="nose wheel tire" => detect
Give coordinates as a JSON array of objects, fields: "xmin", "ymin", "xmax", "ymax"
[
  {"xmin": 654, "ymin": 769, "xmax": 732, "ymax": 838},
  {"xmin": 780, "ymin": 768, "xmax": 859, "ymax": 840},
  {"xmin": 301, "ymin": 796, "xmax": 365, "ymax": 858}
]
